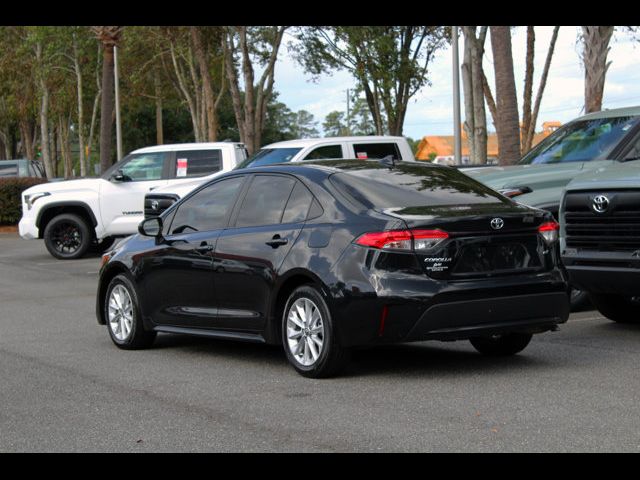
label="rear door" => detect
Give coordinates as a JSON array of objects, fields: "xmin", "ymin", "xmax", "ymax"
[{"xmin": 212, "ymin": 174, "xmax": 314, "ymax": 331}]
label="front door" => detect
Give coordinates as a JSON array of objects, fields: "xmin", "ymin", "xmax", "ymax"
[
  {"xmin": 99, "ymin": 152, "xmax": 170, "ymax": 235},
  {"xmin": 140, "ymin": 175, "xmax": 247, "ymax": 328}
]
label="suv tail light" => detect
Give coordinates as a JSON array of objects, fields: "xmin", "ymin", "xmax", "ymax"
[
  {"xmin": 355, "ymin": 229, "xmax": 449, "ymax": 252},
  {"xmin": 538, "ymin": 221, "xmax": 559, "ymax": 244}
]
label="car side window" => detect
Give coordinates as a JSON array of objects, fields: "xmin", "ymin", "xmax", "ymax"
[
  {"xmin": 303, "ymin": 145, "xmax": 343, "ymax": 161},
  {"xmin": 235, "ymin": 175, "xmax": 296, "ymax": 228},
  {"xmin": 168, "ymin": 176, "xmax": 244, "ymax": 234},
  {"xmin": 352, "ymin": 143, "xmax": 401, "ymax": 161},
  {"xmin": 175, "ymin": 149, "xmax": 222, "ymax": 178},
  {"xmin": 281, "ymin": 181, "xmax": 315, "ymax": 224},
  {"xmin": 118, "ymin": 153, "xmax": 166, "ymax": 181}
]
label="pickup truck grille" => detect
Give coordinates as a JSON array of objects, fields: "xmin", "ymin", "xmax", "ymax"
[
  {"xmin": 144, "ymin": 194, "xmax": 179, "ymax": 218},
  {"xmin": 564, "ymin": 190, "xmax": 640, "ymax": 251}
]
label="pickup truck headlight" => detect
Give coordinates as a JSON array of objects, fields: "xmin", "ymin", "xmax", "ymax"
[{"xmin": 24, "ymin": 192, "xmax": 50, "ymax": 210}]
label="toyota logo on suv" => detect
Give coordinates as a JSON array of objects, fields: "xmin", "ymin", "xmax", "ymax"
[{"xmin": 592, "ymin": 195, "xmax": 610, "ymax": 214}]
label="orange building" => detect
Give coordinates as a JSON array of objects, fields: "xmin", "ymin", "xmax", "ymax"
[{"xmin": 415, "ymin": 121, "xmax": 561, "ymax": 164}]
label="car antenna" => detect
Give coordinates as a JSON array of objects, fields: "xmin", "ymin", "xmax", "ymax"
[{"xmin": 380, "ymin": 155, "xmax": 396, "ymax": 169}]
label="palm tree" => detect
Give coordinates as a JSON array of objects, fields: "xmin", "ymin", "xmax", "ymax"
[
  {"xmin": 490, "ymin": 26, "xmax": 521, "ymax": 165},
  {"xmin": 91, "ymin": 26, "xmax": 123, "ymax": 173},
  {"xmin": 582, "ymin": 26, "xmax": 614, "ymax": 114}
]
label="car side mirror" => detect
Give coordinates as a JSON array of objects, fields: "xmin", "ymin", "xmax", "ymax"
[
  {"xmin": 110, "ymin": 169, "xmax": 127, "ymax": 182},
  {"xmin": 138, "ymin": 217, "xmax": 163, "ymax": 238}
]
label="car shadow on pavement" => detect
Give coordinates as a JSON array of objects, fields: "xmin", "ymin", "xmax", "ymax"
[
  {"xmin": 344, "ymin": 343, "xmax": 550, "ymax": 378},
  {"xmin": 150, "ymin": 333, "xmax": 553, "ymax": 379}
]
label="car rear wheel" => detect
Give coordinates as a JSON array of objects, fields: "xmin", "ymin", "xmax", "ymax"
[
  {"xmin": 282, "ymin": 285, "xmax": 349, "ymax": 378},
  {"xmin": 105, "ymin": 274, "xmax": 156, "ymax": 349},
  {"xmin": 469, "ymin": 333, "xmax": 533, "ymax": 356},
  {"xmin": 43, "ymin": 213, "xmax": 92, "ymax": 260},
  {"xmin": 590, "ymin": 294, "xmax": 640, "ymax": 324}
]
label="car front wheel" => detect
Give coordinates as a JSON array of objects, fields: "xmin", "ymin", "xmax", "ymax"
[
  {"xmin": 282, "ymin": 285, "xmax": 349, "ymax": 378},
  {"xmin": 469, "ymin": 333, "xmax": 533, "ymax": 356},
  {"xmin": 105, "ymin": 274, "xmax": 156, "ymax": 349}
]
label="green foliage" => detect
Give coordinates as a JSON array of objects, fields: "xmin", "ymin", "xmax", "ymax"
[
  {"xmin": 323, "ymin": 111, "xmax": 349, "ymax": 137},
  {"xmin": 291, "ymin": 26, "xmax": 449, "ymax": 135},
  {"xmin": 0, "ymin": 177, "xmax": 47, "ymax": 224}
]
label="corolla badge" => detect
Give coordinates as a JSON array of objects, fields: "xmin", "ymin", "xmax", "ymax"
[
  {"xmin": 592, "ymin": 195, "xmax": 609, "ymax": 214},
  {"xmin": 490, "ymin": 217, "xmax": 504, "ymax": 230}
]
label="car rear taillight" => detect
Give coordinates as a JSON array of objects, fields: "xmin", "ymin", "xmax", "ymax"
[
  {"xmin": 355, "ymin": 229, "xmax": 449, "ymax": 252},
  {"xmin": 538, "ymin": 221, "xmax": 559, "ymax": 244}
]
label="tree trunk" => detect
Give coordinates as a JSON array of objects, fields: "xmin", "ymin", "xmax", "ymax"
[
  {"xmin": 525, "ymin": 26, "xmax": 560, "ymax": 152},
  {"xmin": 461, "ymin": 27, "xmax": 488, "ymax": 165},
  {"xmin": 521, "ymin": 26, "xmax": 535, "ymax": 153},
  {"xmin": 490, "ymin": 26, "xmax": 521, "ymax": 165},
  {"xmin": 39, "ymin": 87, "xmax": 54, "ymax": 178},
  {"xmin": 19, "ymin": 119, "xmax": 35, "ymax": 160},
  {"xmin": 582, "ymin": 26, "xmax": 614, "ymax": 114},
  {"xmin": 99, "ymin": 43, "xmax": 115, "ymax": 173},
  {"xmin": 191, "ymin": 26, "xmax": 218, "ymax": 141},
  {"xmin": 73, "ymin": 35, "xmax": 87, "ymax": 177},
  {"xmin": 154, "ymin": 72, "xmax": 164, "ymax": 145}
]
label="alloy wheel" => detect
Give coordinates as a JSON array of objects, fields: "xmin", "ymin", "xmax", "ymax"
[
  {"xmin": 286, "ymin": 297, "xmax": 325, "ymax": 367},
  {"xmin": 108, "ymin": 284, "xmax": 134, "ymax": 341}
]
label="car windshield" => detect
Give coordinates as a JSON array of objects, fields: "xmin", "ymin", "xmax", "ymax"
[
  {"xmin": 236, "ymin": 148, "xmax": 302, "ymax": 169},
  {"xmin": 520, "ymin": 116, "xmax": 640, "ymax": 165}
]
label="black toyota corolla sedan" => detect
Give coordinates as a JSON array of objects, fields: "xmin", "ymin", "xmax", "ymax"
[{"xmin": 96, "ymin": 160, "xmax": 570, "ymax": 377}]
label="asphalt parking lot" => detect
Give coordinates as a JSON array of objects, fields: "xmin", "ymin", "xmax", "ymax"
[{"xmin": 1, "ymin": 232, "xmax": 639, "ymax": 452}]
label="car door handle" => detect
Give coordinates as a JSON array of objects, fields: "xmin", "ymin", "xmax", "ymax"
[
  {"xmin": 196, "ymin": 242, "xmax": 214, "ymax": 253},
  {"xmin": 266, "ymin": 235, "xmax": 288, "ymax": 248}
]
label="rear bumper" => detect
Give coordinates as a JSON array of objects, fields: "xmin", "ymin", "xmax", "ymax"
[{"xmin": 404, "ymin": 291, "xmax": 568, "ymax": 341}]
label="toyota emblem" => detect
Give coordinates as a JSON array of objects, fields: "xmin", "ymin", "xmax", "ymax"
[
  {"xmin": 592, "ymin": 195, "xmax": 609, "ymax": 214},
  {"xmin": 490, "ymin": 218, "xmax": 504, "ymax": 230},
  {"xmin": 151, "ymin": 200, "xmax": 159, "ymax": 211}
]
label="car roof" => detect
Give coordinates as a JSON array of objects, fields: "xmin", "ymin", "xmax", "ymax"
[
  {"xmin": 262, "ymin": 136, "xmax": 407, "ymax": 149},
  {"xmin": 234, "ymin": 159, "xmax": 443, "ymax": 178},
  {"xmin": 131, "ymin": 142, "xmax": 245, "ymax": 154},
  {"xmin": 575, "ymin": 105, "xmax": 640, "ymax": 121}
]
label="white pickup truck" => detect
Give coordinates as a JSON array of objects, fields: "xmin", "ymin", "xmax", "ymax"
[
  {"xmin": 144, "ymin": 135, "xmax": 417, "ymax": 217},
  {"xmin": 19, "ymin": 142, "xmax": 247, "ymax": 259}
]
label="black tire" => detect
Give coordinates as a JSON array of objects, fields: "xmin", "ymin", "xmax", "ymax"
[
  {"xmin": 104, "ymin": 274, "xmax": 156, "ymax": 349},
  {"xmin": 569, "ymin": 287, "xmax": 590, "ymax": 311},
  {"xmin": 43, "ymin": 213, "xmax": 92, "ymax": 260},
  {"xmin": 281, "ymin": 285, "xmax": 349, "ymax": 378},
  {"xmin": 590, "ymin": 293, "xmax": 640, "ymax": 324},
  {"xmin": 90, "ymin": 236, "xmax": 116, "ymax": 254},
  {"xmin": 470, "ymin": 333, "xmax": 533, "ymax": 356}
]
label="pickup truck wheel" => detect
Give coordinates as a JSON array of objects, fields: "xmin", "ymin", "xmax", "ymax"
[
  {"xmin": 469, "ymin": 333, "xmax": 533, "ymax": 356},
  {"xmin": 43, "ymin": 213, "xmax": 92, "ymax": 260},
  {"xmin": 590, "ymin": 294, "xmax": 640, "ymax": 324}
]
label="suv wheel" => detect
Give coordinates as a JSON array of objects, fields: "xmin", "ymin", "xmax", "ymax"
[
  {"xmin": 105, "ymin": 274, "xmax": 156, "ymax": 349},
  {"xmin": 90, "ymin": 236, "xmax": 116, "ymax": 254},
  {"xmin": 282, "ymin": 285, "xmax": 349, "ymax": 378},
  {"xmin": 590, "ymin": 294, "xmax": 640, "ymax": 324},
  {"xmin": 43, "ymin": 213, "xmax": 92, "ymax": 260},
  {"xmin": 470, "ymin": 333, "xmax": 533, "ymax": 356}
]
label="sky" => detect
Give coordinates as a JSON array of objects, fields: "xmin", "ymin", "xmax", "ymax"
[{"xmin": 271, "ymin": 27, "xmax": 640, "ymax": 140}]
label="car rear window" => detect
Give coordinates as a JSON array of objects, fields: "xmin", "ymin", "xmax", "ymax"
[{"xmin": 329, "ymin": 164, "xmax": 508, "ymax": 209}]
